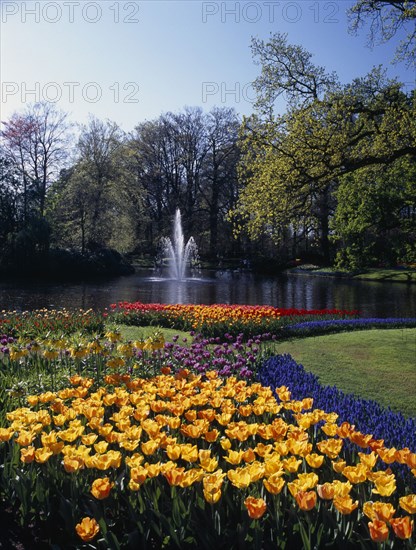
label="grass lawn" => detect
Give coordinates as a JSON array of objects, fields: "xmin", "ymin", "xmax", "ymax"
[
  {"xmin": 272, "ymin": 328, "xmax": 416, "ymax": 417},
  {"xmin": 352, "ymin": 268, "xmax": 416, "ymax": 283}
]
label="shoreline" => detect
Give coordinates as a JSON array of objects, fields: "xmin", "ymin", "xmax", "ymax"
[{"xmin": 287, "ymin": 267, "xmax": 416, "ymax": 284}]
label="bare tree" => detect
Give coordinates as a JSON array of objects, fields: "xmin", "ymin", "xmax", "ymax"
[{"xmin": 1, "ymin": 102, "xmax": 71, "ymax": 219}]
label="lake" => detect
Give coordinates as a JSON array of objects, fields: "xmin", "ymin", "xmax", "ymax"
[{"xmin": 0, "ymin": 269, "xmax": 414, "ymax": 317}]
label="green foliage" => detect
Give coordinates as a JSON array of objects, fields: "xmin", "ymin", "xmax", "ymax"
[
  {"xmin": 233, "ymin": 33, "xmax": 415, "ymax": 264},
  {"xmin": 332, "ymin": 159, "xmax": 416, "ymax": 269}
]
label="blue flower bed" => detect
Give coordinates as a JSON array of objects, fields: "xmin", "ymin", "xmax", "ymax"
[
  {"xmin": 284, "ymin": 317, "xmax": 416, "ymax": 336},
  {"xmin": 258, "ymin": 354, "xmax": 416, "ymax": 487}
]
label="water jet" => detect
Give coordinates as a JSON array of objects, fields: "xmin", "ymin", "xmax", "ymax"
[{"xmin": 158, "ymin": 209, "xmax": 200, "ymax": 280}]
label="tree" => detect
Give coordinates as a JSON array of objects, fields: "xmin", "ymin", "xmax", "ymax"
[
  {"xmin": 233, "ymin": 34, "xmax": 416, "ymax": 262},
  {"xmin": 127, "ymin": 107, "xmax": 241, "ymax": 257},
  {"xmin": 0, "ymin": 155, "xmax": 21, "ymax": 266},
  {"xmin": 203, "ymin": 107, "xmax": 241, "ymax": 257},
  {"xmin": 250, "ymin": 33, "xmax": 339, "ymax": 114},
  {"xmin": 49, "ymin": 117, "xmax": 142, "ymax": 254},
  {"xmin": 332, "ymin": 158, "xmax": 416, "ymax": 269},
  {"xmin": 348, "ymin": 0, "xmax": 416, "ymax": 68},
  {"xmin": 1, "ymin": 102, "xmax": 71, "ymax": 220}
]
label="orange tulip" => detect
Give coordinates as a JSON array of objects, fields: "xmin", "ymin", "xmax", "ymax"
[
  {"xmin": 244, "ymin": 496, "xmax": 267, "ymax": 519},
  {"xmin": 349, "ymin": 430, "xmax": 373, "ymax": 448},
  {"xmin": 20, "ymin": 446, "xmax": 35, "ymax": 464},
  {"xmin": 91, "ymin": 477, "xmax": 114, "ymax": 500},
  {"xmin": 368, "ymin": 520, "xmax": 389, "ymax": 543},
  {"xmin": 130, "ymin": 466, "xmax": 148, "ymax": 485},
  {"xmin": 75, "ymin": 517, "xmax": 99, "ymax": 542},
  {"xmin": 377, "ymin": 447, "xmax": 398, "ymax": 464},
  {"xmin": 390, "ymin": 516, "xmax": 413, "ymax": 539},
  {"xmin": 337, "ymin": 422, "xmax": 354, "ymax": 438},
  {"xmin": 317, "ymin": 483, "xmax": 335, "ymax": 500},
  {"xmin": 406, "ymin": 452, "xmax": 416, "ymax": 469},
  {"xmin": 363, "ymin": 501, "xmax": 395, "ymax": 522},
  {"xmin": 242, "ymin": 448, "xmax": 256, "ymax": 463},
  {"xmin": 163, "ymin": 467, "xmax": 185, "ymax": 486},
  {"xmin": 295, "ymin": 490, "xmax": 317, "ymax": 511}
]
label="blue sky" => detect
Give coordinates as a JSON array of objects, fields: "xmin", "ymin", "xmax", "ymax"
[{"xmin": 1, "ymin": 1, "xmax": 414, "ymax": 131}]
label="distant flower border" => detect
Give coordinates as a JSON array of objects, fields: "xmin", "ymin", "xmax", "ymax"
[{"xmin": 284, "ymin": 318, "xmax": 416, "ymax": 336}]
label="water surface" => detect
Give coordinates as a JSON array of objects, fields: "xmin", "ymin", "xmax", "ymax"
[{"xmin": 0, "ymin": 269, "xmax": 414, "ymax": 317}]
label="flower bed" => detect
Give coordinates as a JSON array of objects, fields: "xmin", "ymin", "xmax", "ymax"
[
  {"xmin": 108, "ymin": 302, "xmax": 358, "ymax": 338},
  {"xmin": 0, "ymin": 306, "xmax": 414, "ymax": 548},
  {"xmin": 0, "ymin": 308, "xmax": 104, "ymax": 338},
  {"xmin": 1, "ymin": 371, "xmax": 415, "ymax": 548}
]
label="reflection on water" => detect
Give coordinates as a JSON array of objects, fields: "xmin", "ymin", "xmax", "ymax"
[{"xmin": 0, "ymin": 269, "xmax": 414, "ymax": 317}]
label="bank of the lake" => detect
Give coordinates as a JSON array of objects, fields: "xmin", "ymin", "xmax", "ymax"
[{"xmin": 288, "ymin": 266, "xmax": 416, "ymax": 283}]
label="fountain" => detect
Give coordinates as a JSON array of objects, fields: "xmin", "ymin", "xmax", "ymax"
[{"xmin": 158, "ymin": 209, "xmax": 200, "ymax": 280}]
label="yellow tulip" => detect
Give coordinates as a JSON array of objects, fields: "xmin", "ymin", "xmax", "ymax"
[
  {"xmin": 358, "ymin": 451, "xmax": 378, "ymax": 469},
  {"xmin": 282, "ymin": 456, "xmax": 302, "ymax": 473},
  {"xmin": 372, "ymin": 473, "xmax": 396, "ymax": 497},
  {"xmin": 333, "ymin": 495, "xmax": 359, "ymax": 515},
  {"xmin": 91, "ymin": 477, "xmax": 114, "ymax": 500},
  {"xmin": 399, "ymin": 494, "xmax": 416, "ymax": 514},
  {"xmin": 180, "ymin": 444, "xmax": 199, "ymax": 463},
  {"xmin": 141, "ymin": 440, "xmax": 159, "ymax": 455},
  {"xmin": 224, "ymin": 449, "xmax": 244, "ymax": 465},
  {"xmin": 227, "ymin": 468, "xmax": 251, "ymax": 489},
  {"xmin": 317, "ymin": 438, "xmax": 343, "ymax": 459},
  {"xmin": 305, "ymin": 453, "xmax": 325, "ymax": 468},
  {"xmin": 75, "ymin": 517, "xmax": 99, "ymax": 542},
  {"xmin": 263, "ymin": 473, "xmax": 285, "ymax": 495},
  {"xmin": 342, "ymin": 464, "xmax": 368, "ymax": 484},
  {"xmin": 34, "ymin": 447, "xmax": 53, "ymax": 463}
]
